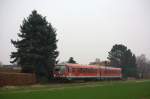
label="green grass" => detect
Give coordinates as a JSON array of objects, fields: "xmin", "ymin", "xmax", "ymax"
[{"xmin": 0, "ymin": 80, "xmax": 150, "ymax": 99}]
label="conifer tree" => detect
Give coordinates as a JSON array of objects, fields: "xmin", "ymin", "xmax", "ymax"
[
  {"xmin": 11, "ymin": 10, "xmax": 59, "ymax": 81},
  {"xmin": 108, "ymin": 44, "xmax": 137, "ymax": 78},
  {"xmin": 67, "ymin": 57, "xmax": 77, "ymax": 64}
]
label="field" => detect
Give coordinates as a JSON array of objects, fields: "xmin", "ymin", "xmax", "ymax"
[{"xmin": 0, "ymin": 80, "xmax": 150, "ymax": 99}]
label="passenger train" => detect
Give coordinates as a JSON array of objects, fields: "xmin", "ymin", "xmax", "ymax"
[{"xmin": 53, "ymin": 63, "xmax": 122, "ymax": 81}]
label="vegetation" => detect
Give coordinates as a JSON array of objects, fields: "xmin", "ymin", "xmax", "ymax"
[
  {"xmin": 108, "ymin": 44, "xmax": 137, "ymax": 78},
  {"xmin": 0, "ymin": 80, "xmax": 150, "ymax": 99},
  {"xmin": 0, "ymin": 61, "xmax": 2, "ymax": 67},
  {"xmin": 10, "ymin": 10, "xmax": 59, "ymax": 82},
  {"xmin": 67, "ymin": 57, "xmax": 77, "ymax": 64},
  {"xmin": 136, "ymin": 54, "xmax": 150, "ymax": 79}
]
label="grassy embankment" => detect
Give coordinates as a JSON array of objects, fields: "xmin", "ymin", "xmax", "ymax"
[{"xmin": 0, "ymin": 80, "xmax": 150, "ymax": 99}]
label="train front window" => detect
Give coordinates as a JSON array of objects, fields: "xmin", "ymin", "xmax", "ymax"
[
  {"xmin": 54, "ymin": 65, "xmax": 66, "ymax": 73},
  {"xmin": 54, "ymin": 68, "xmax": 60, "ymax": 72}
]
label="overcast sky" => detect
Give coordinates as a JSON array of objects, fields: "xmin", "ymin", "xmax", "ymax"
[{"xmin": 0, "ymin": 0, "xmax": 150, "ymax": 64}]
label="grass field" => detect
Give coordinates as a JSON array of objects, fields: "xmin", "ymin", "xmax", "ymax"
[{"xmin": 0, "ymin": 80, "xmax": 150, "ymax": 99}]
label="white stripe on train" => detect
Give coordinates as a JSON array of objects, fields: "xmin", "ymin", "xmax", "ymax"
[{"xmin": 65, "ymin": 76, "xmax": 121, "ymax": 78}]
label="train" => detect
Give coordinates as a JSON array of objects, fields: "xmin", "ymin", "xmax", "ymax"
[{"xmin": 53, "ymin": 63, "xmax": 122, "ymax": 81}]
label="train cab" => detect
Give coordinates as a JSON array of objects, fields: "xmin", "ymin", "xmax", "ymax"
[{"xmin": 53, "ymin": 64, "xmax": 67, "ymax": 78}]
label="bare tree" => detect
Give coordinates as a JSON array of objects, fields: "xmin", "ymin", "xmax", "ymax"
[
  {"xmin": 0, "ymin": 61, "xmax": 1, "ymax": 65},
  {"xmin": 0, "ymin": 61, "xmax": 3, "ymax": 67},
  {"xmin": 145, "ymin": 60, "xmax": 150, "ymax": 78},
  {"xmin": 136, "ymin": 54, "xmax": 150, "ymax": 79}
]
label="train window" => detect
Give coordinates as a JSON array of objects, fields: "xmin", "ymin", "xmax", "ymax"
[
  {"xmin": 113, "ymin": 70, "xmax": 115, "ymax": 74},
  {"xmin": 66, "ymin": 66, "xmax": 69, "ymax": 72},
  {"xmin": 115, "ymin": 70, "xmax": 117, "ymax": 74},
  {"xmin": 54, "ymin": 66, "xmax": 60, "ymax": 71},
  {"xmin": 79, "ymin": 68, "xmax": 85, "ymax": 73},
  {"xmin": 72, "ymin": 68, "xmax": 76, "ymax": 72},
  {"xmin": 104, "ymin": 69, "xmax": 107, "ymax": 74},
  {"xmin": 111, "ymin": 70, "xmax": 113, "ymax": 74},
  {"xmin": 54, "ymin": 68, "xmax": 60, "ymax": 71},
  {"xmin": 86, "ymin": 68, "xmax": 89, "ymax": 73},
  {"xmin": 88, "ymin": 68, "xmax": 97, "ymax": 73},
  {"xmin": 83, "ymin": 68, "xmax": 87, "ymax": 73},
  {"xmin": 54, "ymin": 65, "xmax": 66, "ymax": 73},
  {"xmin": 77, "ymin": 68, "xmax": 80, "ymax": 72},
  {"xmin": 80, "ymin": 68, "xmax": 83, "ymax": 72},
  {"xmin": 117, "ymin": 70, "xmax": 120, "ymax": 74},
  {"xmin": 77, "ymin": 68, "xmax": 97, "ymax": 73}
]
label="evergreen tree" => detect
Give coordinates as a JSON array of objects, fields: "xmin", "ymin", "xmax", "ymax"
[
  {"xmin": 67, "ymin": 57, "xmax": 77, "ymax": 64},
  {"xmin": 107, "ymin": 44, "xmax": 137, "ymax": 78},
  {"xmin": 10, "ymin": 10, "xmax": 59, "ymax": 81}
]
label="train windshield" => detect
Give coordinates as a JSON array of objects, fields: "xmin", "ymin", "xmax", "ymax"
[{"xmin": 54, "ymin": 65, "xmax": 66, "ymax": 73}]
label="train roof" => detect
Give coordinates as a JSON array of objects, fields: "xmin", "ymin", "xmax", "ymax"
[
  {"xmin": 66, "ymin": 63, "xmax": 99, "ymax": 68},
  {"xmin": 56, "ymin": 63, "xmax": 121, "ymax": 70}
]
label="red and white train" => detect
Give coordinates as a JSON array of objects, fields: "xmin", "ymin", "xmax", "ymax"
[{"xmin": 54, "ymin": 63, "xmax": 122, "ymax": 80}]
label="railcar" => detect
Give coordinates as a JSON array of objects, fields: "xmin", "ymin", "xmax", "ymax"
[{"xmin": 53, "ymin": 63, "xmax": 122, "ymax": 81}]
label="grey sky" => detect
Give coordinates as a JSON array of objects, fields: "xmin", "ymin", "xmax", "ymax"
[{"xmin": 0, "ymin": 0, "xmax": 150, "ymax": 64}]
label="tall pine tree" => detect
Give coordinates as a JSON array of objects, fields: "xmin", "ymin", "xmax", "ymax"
[{"xmin": 10, "ymin": 10, "xmax": 59, "ymax": 81}]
